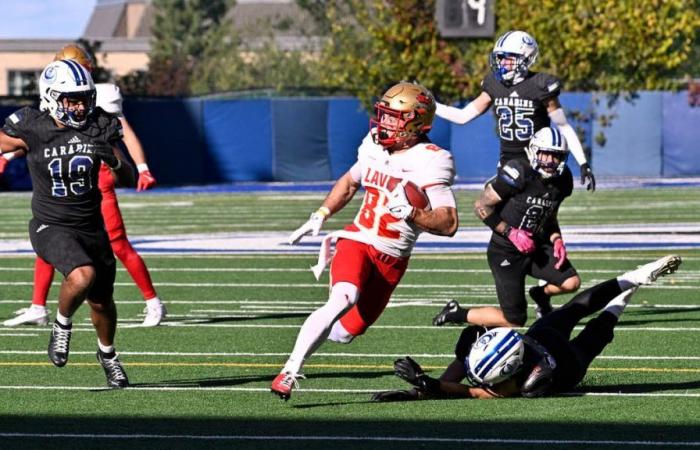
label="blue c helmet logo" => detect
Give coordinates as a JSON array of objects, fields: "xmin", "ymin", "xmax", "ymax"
[
  {"xmin": 43, "ymin": 66, "xmax": 57, "ymax": 84},
  {"xmin": 522, "ymin": 36, "xmax": 535, "ymax": 46}
]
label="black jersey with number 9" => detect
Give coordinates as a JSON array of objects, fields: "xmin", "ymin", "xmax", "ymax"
[{"xmin": 3, "ymin": 107, "xmax": 123, "ymax": 229}]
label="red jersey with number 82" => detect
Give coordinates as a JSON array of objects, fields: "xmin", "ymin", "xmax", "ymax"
[{"xmin": 345, "ymin": 132, "xmax": 455, "ymax": 258}]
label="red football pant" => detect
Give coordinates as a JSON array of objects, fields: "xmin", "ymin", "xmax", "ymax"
[
  {"xmin": 331, "ymin": 238, "xmax": 409, "ymax": 337},
  {"xmin": 30, "ymin": 165, "xmax": 157, "ymax": 306}
]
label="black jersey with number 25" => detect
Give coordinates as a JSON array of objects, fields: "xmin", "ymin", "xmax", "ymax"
[
  {"xmin": 3, "ymin": 107, "xmax": 123, "ymax": 229},
  {"xmin": 482, "ymin": 71, "xmax": 562, "ymax": 159}
]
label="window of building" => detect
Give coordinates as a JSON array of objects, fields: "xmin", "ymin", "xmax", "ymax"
[{"xmin": 7, "ymin": 70, "xmax": 42, "ymax": 96}]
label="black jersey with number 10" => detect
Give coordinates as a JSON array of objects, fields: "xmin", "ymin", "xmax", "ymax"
[{"xmin": 3, "ymin": 107, "xmax": 123, "ymax": 230}]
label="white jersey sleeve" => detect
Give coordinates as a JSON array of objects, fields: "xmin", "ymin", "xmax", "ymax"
[{"xmin": 95, "ymin": 83, "xmax": 123, "ymax": 115}]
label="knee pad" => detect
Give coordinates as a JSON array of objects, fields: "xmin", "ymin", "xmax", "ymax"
[
  {"xmin": 328, "ymin": 320, "xmax": 356, "ymax": 344},
  {"xmin": 329, "ymin": 281, "xmax": 359, "ymax": 309}
]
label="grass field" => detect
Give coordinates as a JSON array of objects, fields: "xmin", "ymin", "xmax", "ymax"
[{"xmin": 0, "ymin": 187, "xmax": 698, "ymax": 449}]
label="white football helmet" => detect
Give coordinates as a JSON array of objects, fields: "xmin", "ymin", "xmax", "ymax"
[
  {"xmin": 489, "ymin": 30, "xmax": 539, "ymax": 85},
  {"xmin": 466, "ymin": 327, "xmax": 525, "ymax": 386},
  {"xmin": 526, "ymin": 127, "xmax": 569, "ymax": 178},
  {"xmin": 39, "ymin": 59, "xmax": 96, "ymax": 128}
]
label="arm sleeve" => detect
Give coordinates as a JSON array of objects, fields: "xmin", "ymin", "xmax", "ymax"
[
  {"xmin": 348, "ymin": 161, "xmax": 362, "ymax": 183},
  {"xmin": 549, "ymin": 108, "xmax": 587, "ymax": 166},
  {"xmin": 435, "ymin": 101, "xmax": 481, "ymax": 125},
  {"xmin": 425, "ymin": 184, "xmax": 456, "ymax": 209}
]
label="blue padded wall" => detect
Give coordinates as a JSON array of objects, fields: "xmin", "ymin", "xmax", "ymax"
[
  {"xmin": 444, "ymin": 107, "xmax": 500, "ymax": 179},
  {"xmin": 327, "ymin": 98, "xmax": 368, "ymax": 178},
  {"xmin": 122, "ymin": 98, "xmax": 208, "ymax": 184},
  {"xmin": 272, "ymin": 99, "xmax": 330, "ymax": 181},
  {"xmin": 661, "ymin": 92, "xmax": 700, "ymax": 176},
  {"xmin": 203, "ymin": 99, "xmax": 273, "ymax": 181},
  {"xmin": 592, "ymin": 92, "xmax": 662, "ymax": 176}
]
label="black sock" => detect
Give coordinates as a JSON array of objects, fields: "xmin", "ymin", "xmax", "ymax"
[
  {"xmin": 54, "ymin": 320, "xmax": 72, "ymax": 330},
  {"xmin": 99, "ymin": 349, "xmax": 116, "ymax": 360},
  {"xmin": 529, "ymin": 285, "xmax": 551, "ymax": 307}
]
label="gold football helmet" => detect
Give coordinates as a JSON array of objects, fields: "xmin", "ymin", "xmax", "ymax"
[
  {"xmin": 371, "ymin": 81, "xmax": 436, "ymax": 148},
  {"xmin": 54, "ymin": 43, "xmax": 94, "ymax": 73}
]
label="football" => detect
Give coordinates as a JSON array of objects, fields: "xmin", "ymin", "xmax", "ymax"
[{"xmin": 387, "ymin": 178, "xmax": 430, "ymax": 210}]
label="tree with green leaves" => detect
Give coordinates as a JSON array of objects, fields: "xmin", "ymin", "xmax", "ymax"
[
  {"xmin": 306, "ymin": 0, "xmax": 699, "ymax": 108},
  {"xmin": 145, "ymin": 0, "xmax": 235, "ymax": 95}
]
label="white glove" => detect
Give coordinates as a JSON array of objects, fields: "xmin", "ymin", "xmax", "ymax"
[
  {"xmin": 288, "ymin": 207, "xmax": 330, "ymax": 245},
  {"xmin": 387, "ymin": 182, "xmax": 415, "ymax": 220}
]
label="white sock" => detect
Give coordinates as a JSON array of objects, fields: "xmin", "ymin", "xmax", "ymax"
[
  {"xmin": 98, "ymin": 339, "xmax": 114, "ymax": 355},
  {"xmin": 616, "ymin": 275, "xmax": 638, "ymax": 291},
  {"xmin": 145, "ymin": 297, "xmax": 161, "ymax": 308},
  {"xmin": 283, "ymin": 282, "xmax": 358, "ymax": 375},
  {"xmin": 56, "ymin": 312, "xmax": 72, "ymax": 327},
  {"xmin": 604, "ymin": 287, "xmax": 637, "ymax": 318}
]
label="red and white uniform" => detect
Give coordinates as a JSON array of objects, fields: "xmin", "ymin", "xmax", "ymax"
[{"xmin": 327, "ymin": 132, "xmax": 456, "ymax": 337}]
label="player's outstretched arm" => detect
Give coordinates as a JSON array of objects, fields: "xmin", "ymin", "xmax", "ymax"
[
  {"xmin": 412, "ymin": 206, "xmax": 458, "ymax": 237},
  {"xmin": 435, "ymin": 91, "xmax": 492, "ymax": 125}
]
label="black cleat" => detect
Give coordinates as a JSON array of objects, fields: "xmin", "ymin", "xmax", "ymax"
[
  {"xmin": 529, "ymin": 286, "xmax": 553, "ymax": 319},
  {"xmin": 48, "ymin": 321, "xmax": 72, "ymax": 367},
  {"xmin": 432, "ymin": 300, "xmax": 467, "ymax": 326},
  {"xmin": 97, "ymin": 351, "xmax": 130, "ymax": 388}
]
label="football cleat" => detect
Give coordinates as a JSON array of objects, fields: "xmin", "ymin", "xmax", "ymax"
[
  {"xmin": 97, "ymin": 351, "xmax": 130, "ymax": 388},
  {"xmin": 3, "ymin": 306, "xmax": 50, "ymax": 327},
  {"xmin": 142, "ymin": 302, "xmax": 167, "ymax": 327},
  {"xmin": 48, "ymin": 321, "xmax": 72, "ymax": 367},
  {"xmin": 271, "ymin": 372, "xmax": 305, "ymax": 401},
  {"xmin": 625, "ymin": 255, "xmax": 682, "ymax": 286},
  {"xmin": 432, "ymin": 300, "xmax": 467, "ymax": 326}
]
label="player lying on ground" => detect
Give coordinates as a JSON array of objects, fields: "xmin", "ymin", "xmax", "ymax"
[{"xmin": 372, "ymin": 255, "xmax": 681, "ymax": 400}]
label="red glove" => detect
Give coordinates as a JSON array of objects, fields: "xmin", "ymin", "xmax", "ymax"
[
  {"xmin": 137, "ymin": 170, "xmax": 156, "ymax": 191},
  {"xmin": 553, "ymin": 237, "xmax": 567, "ymax": 270},
  {"xmin": 506, "ymin": 227, "xmax": 535, "ymax": 254},
  {"xmin": 0, "ymin": 156, "xmax": 8, "ymax": 176}
]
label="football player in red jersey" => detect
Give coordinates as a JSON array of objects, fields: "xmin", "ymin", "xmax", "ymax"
[
  {"xmin": 2, "ymin": 44, "xmax": 165, "ymax": 328},
  {"xmin": 436, "ymin": 30, "xmax": 596, "ymax": 191},
  {"xmin": 271, "ymin": 82, "xmax": 459, "ymax": 401}
]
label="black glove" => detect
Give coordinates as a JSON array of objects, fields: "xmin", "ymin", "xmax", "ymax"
[
  {"xmin": 432, "ymin": 300, "xmax": 468, "ymax": 326},
  {"xmin": 94, "ymin": 145, "xmax": 120, "ymax": 170},
  {"xmin": 393, "ymin": 357, "xmax": 441, "ymax": 394},
  {"xmin": 580, "ymin": 163, "xmax": 596, "ymax": 192},
  {"xmin": 371, "ymin": 389, "xmax": 419, "ymax": 402}
]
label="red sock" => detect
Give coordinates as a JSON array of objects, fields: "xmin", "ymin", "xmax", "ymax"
[
  {"xmin": 32, "ymin": 257, "xmax": 55, "ymax": 307},
  {"xmin": 110, "ymin": 238, "xmax": 157, "ymax": 300}
]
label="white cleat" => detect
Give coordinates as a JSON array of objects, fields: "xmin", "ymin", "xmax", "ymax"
[
  {"xmin": 142, "ymin": 303, "xmax": 167, "ymax": 327},
  {"xmin": 3, "ymin": 306, "xmax": 50, "ymax": 327},
  {"xmin": 625, "ymin": 255, "xmax": 682, "ymax": 286}
]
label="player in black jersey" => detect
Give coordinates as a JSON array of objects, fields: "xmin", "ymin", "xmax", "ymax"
[
  {"xmin": 372, "ymin": 255, "xmax": 681, "ymax": 401},
  {"xmin": 436, "ymin": 30, "xmax": 596, "ymax": 191},
  {"xmin": 438, "ymin": 127, "xmax": 581, "ymax": 327},
  {"xmin": 0, "ymin": 60, "xmax": 134, "ymax": 388}
]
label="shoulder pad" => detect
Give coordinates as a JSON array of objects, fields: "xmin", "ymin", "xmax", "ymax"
[
  {"xmin": 481, "ymin": 73, "xmax": 497, "ymax": 94},
  {"xmin": 417, "ymin": 145, "xmax": 455, "ymax": 187},
  {"xmin": 498, "ymin": 159, "xmax": 527, "ymax": 189},
  {"xmin": 534, "ymin": 72, "xmax": 562, "ymax": 97},
  {"xmin": 95, "ymin": 83, "xmax": 123, "ymax": 115}
]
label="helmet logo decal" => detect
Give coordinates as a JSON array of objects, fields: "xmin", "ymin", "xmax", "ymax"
[{"xmin": 43, "ymin": 66, "xmax": 57, "ymax": 84}]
